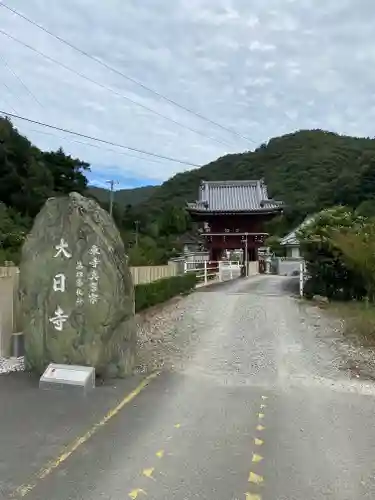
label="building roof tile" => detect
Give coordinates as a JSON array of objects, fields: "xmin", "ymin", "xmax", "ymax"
[
  {"xmin": 280, "ymin": 215, "xmax": 317, "ymax": 246},
  {"xmin": 187, "ymin": 180, "xmax": 283, "ymax": 213}
]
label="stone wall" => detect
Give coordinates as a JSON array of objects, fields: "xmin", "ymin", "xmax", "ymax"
[{"xmin": 272, "ymin": 257, "xmax": 303, "ymax": 276}]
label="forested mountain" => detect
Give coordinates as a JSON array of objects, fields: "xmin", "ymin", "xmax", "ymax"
[
  {"xmin": 135, "ymin": 129, "xmax": 375, "ymax": 231},
  {"xmin": 1, "ymin": 116, "xmax": 375, "ymax": 265},
  {"xmin": 105, "ymin": 129, "xmax": 375, "ymax": 236}
]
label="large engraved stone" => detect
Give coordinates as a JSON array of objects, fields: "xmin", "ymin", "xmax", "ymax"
[{"xmin": 19, "ymin": 192, "xmax": 136, "ymax": 377}]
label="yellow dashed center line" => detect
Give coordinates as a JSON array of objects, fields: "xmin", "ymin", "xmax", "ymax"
[
  {"xmin": 142, "ymin": 468, "xmax": 155, "ymax": 479},
  {"xmin": 248, "ymin": 471, "xmax": 264, "ymax": 484},
  {"xmin": 128, "ymin": 488, "xmax": 147, "ymax": 499},
  {"xmin": 252, "ymin": 453, "xmax": 263, "ymax": 463},
  {"xmin": 246, "ymin": 394, "xmax": 270, "ymax": 499},
  {"xmin": 127, "ymin": 422, "xmax": 182, "ymax": 498}
]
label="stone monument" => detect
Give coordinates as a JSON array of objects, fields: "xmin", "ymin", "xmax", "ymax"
[{"xmin": 19, "ymin": 192, "xmax": 137, "ymax": 377}]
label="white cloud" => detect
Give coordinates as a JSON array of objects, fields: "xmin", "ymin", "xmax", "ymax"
[
  {"xmin": 248, "ymin": 40, "xmax": 276, "ymax": 52},
  {"xmin": 245, "ymin": 77, "xmax": 272, "ymax": 88},
  {"xmin": 0, "ymin": 0, "xmax": 374, "ymax": 186},
  {"xmin": 264, "ymin": 61, "xmax": 276, "ymax": 70},
  {"xmin": 264, "ymin": 95, "xmax": 278, "ymax": 108}
]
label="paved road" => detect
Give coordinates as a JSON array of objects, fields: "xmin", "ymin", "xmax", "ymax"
[{"xmin": 22, "ymin": 276, "xmax": 375, "ymax": 499}]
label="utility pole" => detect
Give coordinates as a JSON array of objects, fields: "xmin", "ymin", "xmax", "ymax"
[
  {"xmin": 135, "ymin": 220, "xmax": 140, "ymax": 248},
  {"xmin": 106, "ymin": 180, "xmax": 118, "ymax": 217}
]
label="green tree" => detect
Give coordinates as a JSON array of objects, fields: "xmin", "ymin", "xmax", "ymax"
[
  {"xmin": 331, "ymin": 218, "xmax": 375, "ymax": 302},
  {"xmin": 265, "ymin": 235, "xmax": 284, "ymax": 256},
  {"xmin": 41, "ymin": 147, "xmax": 89, "ymax": 194},
  {"xmin": 0, "ymin": 118, "xmax": 92, "ymax": 263},
  {"xmin": 298, "ymin": 206, "xmax": 366, "ymax": 300}
]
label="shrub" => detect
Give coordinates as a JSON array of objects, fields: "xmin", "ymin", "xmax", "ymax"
[
  {"xmin": 135, "ymin": 273, "xmax": 197, "ymax": 312},
  {"xmin": 298, "ymin": 206, "xmax": 367, "ymax": 300},
  {"xmin": 331, "ymin": 218, "xmax": 375, "ymax": 302}
]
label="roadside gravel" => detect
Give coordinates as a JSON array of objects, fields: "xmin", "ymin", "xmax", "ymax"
[
  {"xmin": 0, "ymin": 356, "xmax": 24, "ymax": 374},
  {"xmin": 135, "ymin": 276, "xmax": 375, "ymax": 387},
  {"xmin": 3, "ymin": 276, "xmax": 375, "ymax": 385},
  {"xmin": 135, "ymin": 293, "xmax": 205, "ymax": 374}
]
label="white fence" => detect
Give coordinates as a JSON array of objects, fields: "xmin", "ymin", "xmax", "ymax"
[
  {"xmin": 299, "ymin": 260, "xmax": 309, "ymax": 297},
  {"xmin": 130, "ymin": 264, "xmax": 178, "ymax": 285},
  {"xmin": 185, "ymin": 260, "xmax": 241, "ymax": 285},
  {"xmin": 183, "ymin": 260, "xmax": 262, "ymax": 285}
]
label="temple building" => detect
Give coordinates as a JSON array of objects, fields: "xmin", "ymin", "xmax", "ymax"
[{"xmin": 187, "ymin": 180, "xmax": 283, "ymax": 267}]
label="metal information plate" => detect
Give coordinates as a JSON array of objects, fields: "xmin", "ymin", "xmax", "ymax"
[{"xmin": 39, "ymin": 363, "xmax": 95, "ymax": 394}]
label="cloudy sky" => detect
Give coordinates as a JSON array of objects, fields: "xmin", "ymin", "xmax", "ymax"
[{"xmin": 1, "ymin": 0, "xmax": 374, "ymax": 189}]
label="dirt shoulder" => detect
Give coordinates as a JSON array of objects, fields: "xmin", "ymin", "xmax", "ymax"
[{"xmin": 306, "ymin": 299, "xmax": 375, "ymax": 382}]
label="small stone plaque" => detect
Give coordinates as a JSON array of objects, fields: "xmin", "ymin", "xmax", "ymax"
[{"xmin": 39, "ymin": 363, "xmax": 95, "ymax": 394}]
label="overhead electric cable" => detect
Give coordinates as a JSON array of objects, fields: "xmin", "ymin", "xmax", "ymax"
[
  {"xmin": 0, "ymin": 52, "xmax": 43, "ymax": 107},
  {"xmin": 0, "ymin": 28, "xmax": 234, "ymax": 149},
  {"xmin": 24, "ymin": 126, "xmax": 175, "ymax": 166},
  {"xmin": 0, "ymin": 109, "xmax": 201, "ymax": 167},
  {"xmin": 0, "ymin": 82, "xmax": 18, "ymax": 113},
  {"xmin": 0, "ymin": 2, "xmax": 256, "ymax": 145}
]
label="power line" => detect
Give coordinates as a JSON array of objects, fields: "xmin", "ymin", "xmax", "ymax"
[
  {"xmin": 0, "ymin": 82, "xmax": 18, "ymax": 113},
  {"xmin": 0, "ymin": 52, "xmax": 43, "ymax": 107},
  {"xmin": 0, "ymin": 2, "xmax": 256, "ymax": 145},
  {"xmin": 23, "ymin": 126, "xmax": 175, "ymax": 166},
  {"xmin": 0, "ymin": 29, "xmax": 235, "ymax": 149},
  {"xmin": 0, "ymin": 109, "xmax": 201, "ymax": 167}
]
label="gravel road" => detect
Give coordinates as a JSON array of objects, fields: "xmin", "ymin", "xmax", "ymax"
[{"xmin": 22, "ymin": 275, "xmax": 375, "ymax": 500}]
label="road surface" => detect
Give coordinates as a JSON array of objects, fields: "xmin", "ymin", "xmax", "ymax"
[{"xmin": 21, "ymin": 276, "xmax": 375, "ymax": 499}]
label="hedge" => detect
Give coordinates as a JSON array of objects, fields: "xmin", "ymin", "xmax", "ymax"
[{"xmin": 135, "ymin": 273, "xmax": 197, "ymax": 312}]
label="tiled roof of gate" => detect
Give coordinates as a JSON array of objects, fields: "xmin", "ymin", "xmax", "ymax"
[{"xmin": 187, "ymin": 180, "xmax": 283, "ymax": 213}]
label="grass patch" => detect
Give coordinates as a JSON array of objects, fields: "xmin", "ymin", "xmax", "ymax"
[{"xmin": 328, "ymin": 301, "xmax": 375, "ymax": 348}]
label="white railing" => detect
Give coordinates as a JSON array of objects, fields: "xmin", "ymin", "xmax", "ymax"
[
  {"xmin": 184, "ymin": 260, "xmax": 241, "ymax": 285},
  {"xmin": 299, "ymin": 260, "xmax": 309, "ymax": 297}
]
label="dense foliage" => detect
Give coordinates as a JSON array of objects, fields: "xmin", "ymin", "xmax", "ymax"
[
  {"xmin": 0, "ymin": 118, "xmax": 89, "ymax": 263},
  {"xmin": 298, "ymin": 207, "xmax": 368, "ymax": 300},
  {"xmin": 331, "ymin": 218, "xmax": 375, "ymax": 302},
  {"xmin": 135, "ymin": 273, "xmax": 197, "ymax": 312}
]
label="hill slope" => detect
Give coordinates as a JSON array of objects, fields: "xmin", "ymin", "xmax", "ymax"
[
  {"xmin": 87, "ymin": 185, "xmax": 157, "ymax": 207},
  {"xmin": 138, "ymin": 129, "xmax": 375, "ymax": 223}
]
